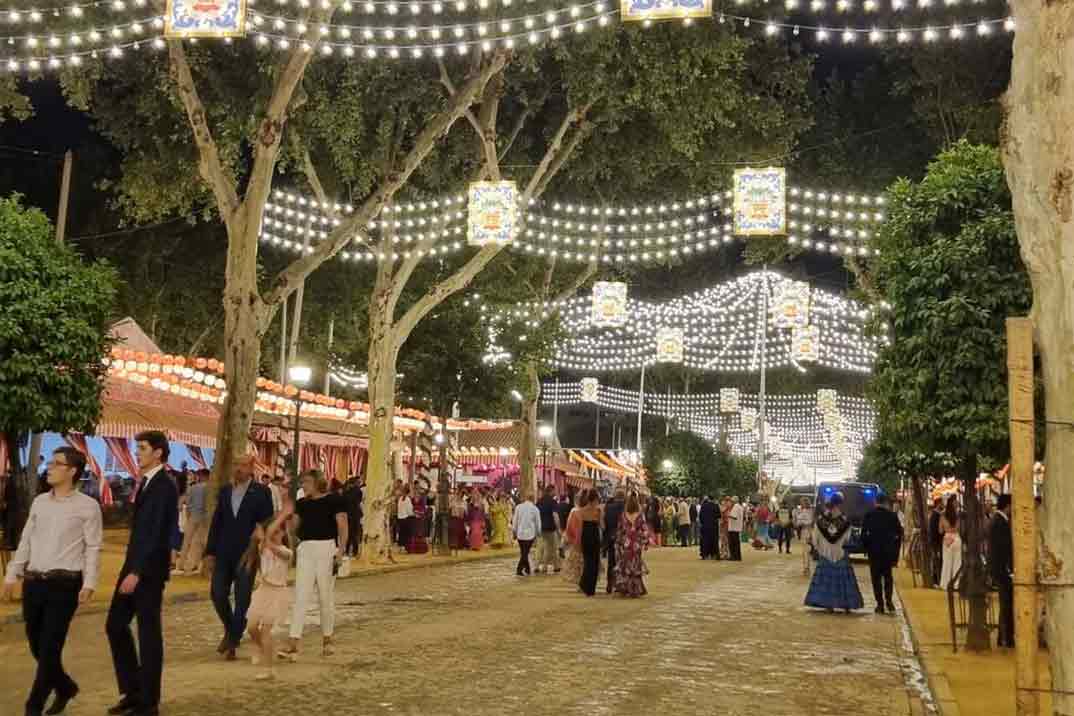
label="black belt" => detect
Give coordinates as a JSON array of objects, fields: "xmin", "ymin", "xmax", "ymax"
[{"xmin": 24, "ymin": 569, "xmax": 83, "ymax": 582}]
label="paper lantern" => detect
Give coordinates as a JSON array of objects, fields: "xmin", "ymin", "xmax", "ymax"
[
  {"xmin": 817, "ymin": 389, "xmax": 837, "ymax": 414},
  {"xmin": 732, "ymin": 167, "xmax": 787, "ymax": 236},
  {"xmin": 740, "ymin": 408, "xmax": 757, "ymax": 432},
  {"xmin": 655, "ymin": 327, "xmax": 684, "ymax": 364},
  {"xmin": 580, "ymin": 377, "xmax": 599, "ymax": 403},
  {"xmin": 620, "ymin": 0, "xmax": 711, "ymax": 21},
  {"xmin": 792, "ymin": 324, "xmax": 820, "ymax": 362},
  {"xmin": 165, "ymin": 0, "xmax": 248, "ymax": 37},
  {"xmin": 771, "ymin": 280, "xmax": 810, "ymax": 329},
  {"xmin": 719, "ymin": 388, "xmax": 740, "ymax": 413},
  {"xmin": 591, "ymin": 281, "xmax": 628, "ymax": 328},
  {"xmin": 467, "ymin": 181, "xmax": 519, "ymax": 246}
]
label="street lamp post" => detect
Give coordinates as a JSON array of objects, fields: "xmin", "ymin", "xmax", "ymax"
[
  {"xmin": 538, "ymin": 424, "xmax": 553, "ymax": 491},
  {"xmin": 287, "ymin": 363, "xmax": 312, "ymax": 501}
]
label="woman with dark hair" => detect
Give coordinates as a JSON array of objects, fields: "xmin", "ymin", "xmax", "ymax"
[
  {"xmin": 939, "ymin": 498, "xmax": 962, "ymax": 590},
  {"xmin": 646, "ymin": 496, "xmax": 663, "ymax": 547},
  {"xmin": 614, "ymin": 492, "xmax": 650, "ymax": 597},
  {"xmin": 467, "ymin": 488, "xmax": 487, "ymax": 551},
  {"xmin": 562, "ymin": 490, "xmax": 585, "ymax": 586},
  {"xmin": 577, "ymin": 491, "xmax": 603, "ymax": 597},
  {"xmin": 804, "ymin": 493, "xmax": 864, "ymax": 613}
]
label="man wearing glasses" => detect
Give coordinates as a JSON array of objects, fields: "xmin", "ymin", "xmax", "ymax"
[{"xmin": 3, "ymin": 446, "xmax": 103, "ymax": 716}]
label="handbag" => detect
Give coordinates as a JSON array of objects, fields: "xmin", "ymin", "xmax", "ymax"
[{"xmin": 335, "ymin": 555, "xmax": 352, "ymax": 578}]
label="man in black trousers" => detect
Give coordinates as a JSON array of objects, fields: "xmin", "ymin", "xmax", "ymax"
[
  {"xmin": 603, "ymin": 489, "xmax": 625, "ymax": 593},
  {"xmin": 203, "ymin": 454, "xmax": 273, "ymax": 660},
  {"xmin": 861, "ymin": 494, "xmax": 903, "ymax": 615},
  {"xmin": 107, "ymin": 431, "xmax": 178, "ymax": 716},
  {"xmin": 990, "ymin": 494, "xmax": 1014, "ymax": 647},
  {"xmin": 698, "ymin": 496, "xmax": 718, "ymax": 560}
]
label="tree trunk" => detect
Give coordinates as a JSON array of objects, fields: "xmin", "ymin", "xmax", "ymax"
[
  {"xmin": 360, "ymin": 296, "xmax": 398, "ymax": 564},
  {"xmin": 959, "ymin": 453, "xmax": 991, "ymax": 652},
  {"xmin": 1002, "ymin": 0, "xmax": 1074, "ymax": 705},
  {"xmin": 911, "ymin": 475, "xmax": 935, "ymax": 588},
  {"xmin": 517, "ymin": 361, "xmax": 539, "ymax": 501},
  {"xmin": 210, "ymin": 217, "xmax": 264, "ymax": 511}
]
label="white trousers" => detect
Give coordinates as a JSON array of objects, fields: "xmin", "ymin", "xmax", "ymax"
[{"xmin": 289, "ymin": 539, "xmax": 336, "ymax": 639}]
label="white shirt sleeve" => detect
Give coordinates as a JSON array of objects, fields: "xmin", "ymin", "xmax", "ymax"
[{"xmin": 82, "ymin": 498, "xmax": 104, "ymax": 591}]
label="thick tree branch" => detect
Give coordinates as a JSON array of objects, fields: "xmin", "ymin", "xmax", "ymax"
[
  {"xmin": 532, "ymin": 117, "xmax": 594, "ymax": 199},
  {"xmin": 523, "ymin": 101, "xmax": 594, "ymax": 202},
  {"xmin": 167, "ymin": 40, "xmax": 240, "ymax": 222},
  {"xmin": 244, "ymin": 41, "xmax": 321, "ymax": 233},
  {"xmin": 500, "ymin": 88, "xmax": 549, "ymax": 160},
  {"xmin": 475, "ymin": 70, "xmax": 504, "ymax": 182},
  {"xmin": 438, "ymin": 57, "xmax": 484, "ymax": 141},
  {"xmin": 260, "ymin": 49, "xmax": 510, "ymax": 325},
  {"xmin": 392, "ymin": 243, "xmax": 504, "ymax": 352}
]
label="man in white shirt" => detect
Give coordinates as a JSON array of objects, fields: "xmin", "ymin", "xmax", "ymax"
[
  {"xmin": 676, "ymin": 498, "xmax": 692, "ymax": 548},
  {"xmin": 727, "ymin": 497, "xmax": 745, "ymax": 561},
  {"xmin": 511, "ymin": 494, "xmax": 542, "ymax": 576},
  {"xmin": 4, "ymin": 446, "xmax": 103, "ymax": 716}
]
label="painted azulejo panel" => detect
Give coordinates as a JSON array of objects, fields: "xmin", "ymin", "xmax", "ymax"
[
  {"xmin": 719, "ymin": 388, "xmax": 740, "ymax": 413},
  {"xmin": 591, "ymin": 281, "xmax": 628, "ymax": 328},
  {"xmin": 165, "ymin": 0, "xmax": 247, "ymax": 37},
  {"xmin": 733, "ymin": 167, "xmax": 787, "ymax": 236},
  {"xmin": 468, "ymin": 181, "xmax": 519, "ymax": 246},
  {"xmin": 580, "ymin": 378, "xmax": 600, "ymax": 403},
  {"xmin": 620, "ymin": 0, "xmax": 712, "ymax": 21},
  {"xmin": 655, "ymin": 327, "xmax": 684, "ymax": 364},
  {"xmin": 791, "ymin": 324, "xmax": 819, "ymax": 363}
]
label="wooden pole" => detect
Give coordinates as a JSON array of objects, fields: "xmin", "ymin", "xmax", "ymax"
[
  {"xmin": 1006, "ymin": 317, "xmax": 1038, "ymax": 716},
  {"xmin": 324, "ymin": 315, "xmax": 334, "ymax": 396},
  {"xmin": 55, "ymin": 150, "xmax": 73, "ymax": 244}
]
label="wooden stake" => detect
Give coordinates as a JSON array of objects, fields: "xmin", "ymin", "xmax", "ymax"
[
  {"xmin": 1006, "ymin": 317, "xmax": 1038, "ymax": 716},
  {"xmin": 55, "ymin": 150, "xmax": 73, "ymax": 244}
]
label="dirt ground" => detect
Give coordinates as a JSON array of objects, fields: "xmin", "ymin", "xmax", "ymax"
[{"xmin": 0, "ymin": 545, "xmax": 925, "ymax": 716}]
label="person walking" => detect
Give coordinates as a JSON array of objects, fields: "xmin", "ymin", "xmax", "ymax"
[
  {"xmin": 675, "ymin": 497, "xmax": 691, "ymax": 548},
  {"xmin": 279, "ymin": 470, "xmax": 348, "ymax": 660},
  {"xmin": 662, "ymin": 499, "xmax": 675, "ymax": 548},
  {"xmin": 698, "ymin": 496, "xmax": 718, "ymax": 560},
  {"xmin": 396, "ymin": 486, "xmax": 414, "ymax": 553},
  {"xmin": 342, "ymin": 477, "xmax": 363, "ymax": 557},
  {"xmin": 536, "ymin": 486, "xmax": 562, "ymax": 574},
  {"xmin": 449, "ymin": 489, "xmax": 468, "ymax": 550},
  {"xmin": 727, "ymin": 497, "xmax": 744, "ymax": 561},
  {"xmin": 561, "ymin": 491, "xmax": 584, "ymax": 586},
  {"xmin": 614, "ymin": 493, "xmax": 650, "ymax": 598},
  {"xmin": 646, "ymin": 497, "xmax": 663, "ymax": 547},
  {"xmin": 557, "ymin": 493, "xmax": 573, "ymax": 557},
  {"xmin": 4, "ymin": 447, "xmax": 103, "ymax": 716},
  {"xmin": 489, "ymin": 491, "xmax": 511, "ymax": 549},
  {"xmin": 106, "ymin": 431, "xmax": 179, "ymax": 716},
  {"xmin": 603, "ymin": 489, "xmax": 626, "ymax": 593},
  {"xmin": 927, "ymin": 498, "xmax": 944, "ymax": 587},
  {"xmin": 467, "ymin": 488, "xmax": 487, "ymax": 551},
  {"xmin": 861, "ymin": 494, "xmax": 903, "ymax": 614},
  {"xmin": 511, "ymin": 492, "xmax": 541, "ymax": 576},
  {"xmin": 776, "ymin": 503, "xmax": 794, "ymax": 554},
  {"xmin": 718, "ymin": 497, "xmax": 732, "ymax": 559},
  {"xmin": 241, "ymin": 505, "xmax": 293, "ymax": 680},
  {"xmin": 754, "ymin": 501, "xmax": 772, "ymax": 550},
  {"xmin": 939, "ymin": 498, "xmax": 962, "ymax": 590},
  {"xmin": 805, "ymin": 493, "xmax": 864, "ymax": 614},
  {"xmin": 990, "ymin": 494, "xmax": 1014, "ymax": 647},
  {"xmin": 203, "ymin": 455, "xmax": 274, "ymax": 660},
  {"xmin": 689, "ymin": 499, "xmax": 699, "ymax": 546},
  {"xmin": 578, "ymin": 492, "xmax": 603, "ymax": 597},
  {"xmin": 175, "ymin": 469, "xmax": 210, "ymax": 575}
]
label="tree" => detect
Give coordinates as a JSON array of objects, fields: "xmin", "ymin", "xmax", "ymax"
[
  {"xmin": 1002, "ymin": 0, "xmax": 1074, "ymax": 704},
  {"xmin": 866, "ymin": 142, "xmax": 1032, "ymax": 651},
  {"xmin": 644, "ymin": 431, "xmax": 757, "ymax": 498},
  {"xmin": 0, "ymin": 194, "xmax": 118, "ymax": 531}
]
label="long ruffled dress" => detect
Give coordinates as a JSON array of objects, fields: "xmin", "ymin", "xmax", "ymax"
[
  {"xmin": 805, "ymin": 512, "xmax": 864, "ymax": 611},
  {"xmin": 562, "ymin": 508, "xmax": 583, "ymax": 585},
  {"xmin": 614, "ymin": 513, "xmax": 650, "ymax": 598},
  {"xmin": 490, "ymin": 500, "xmax": 511, "ymax": 548}
]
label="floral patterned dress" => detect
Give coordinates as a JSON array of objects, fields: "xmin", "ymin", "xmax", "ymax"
[
  {"xmin": 614, "ymin": 512, "xmax": 650, "ymax": 598},
  {"xmin": 489, "ymin": 499, "xmax": 511, "ymax": 548}
]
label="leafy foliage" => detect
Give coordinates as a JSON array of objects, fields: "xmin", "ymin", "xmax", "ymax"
[
  {"xmin": 0, "ymin": 194, "xmax": 119, "ymax": 437},
  {"xmin": 644, "ymin": 431, "xmax": 757, "ymax": 498},
  {"xmin": 866, "ymin": 141, "xmax": 1032, "ymax": 462}
]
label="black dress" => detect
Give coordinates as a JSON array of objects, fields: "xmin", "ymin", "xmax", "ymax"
[{"xmin": 580, "ymin": 520, "xmax": 601, "ymax": 596}]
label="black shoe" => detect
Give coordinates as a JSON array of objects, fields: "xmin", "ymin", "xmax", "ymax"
[
  {"xmin": 25, "ymin": 708, "xmax": 43, "ymax": 716},
  {"xmin": 107, "ymin": 696, "xmax": 142, "ymax": 715},
  {"xmin": 45, "ymin": 683, "xmax": 79, "ymax": 715},
  {"xmin": 887, "ymin": 601, "xmax": 896, "ymax": 613},
  {"xmin": 134, "ymin": 707, "xmax": 160, "ymax": 716},
  {"xmin": 875, "ymin": 606, "xmax": 886, "ymax": 615},
  {"xmin": 216, "ymin": 635, "xmax": 231, "ymax": 654}
]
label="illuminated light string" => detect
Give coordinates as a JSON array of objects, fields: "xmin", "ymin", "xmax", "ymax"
[
  {"xmin": 541, "ymin": 380, "xmax": 874, "ymax": 476},
  {"xmin": 3, "ymin": 0, "xmax": 150, "ymax": 23},
  {"xmin": 0, "ymin": 8, "xmax": 1013, "ymax": 73},
  {"xmin": 2, "ymin": 16, "xmax": 163, "ymax": 52},
  {"xmin": 481, "ymin": 272, "xmax": 884, "ymax": 374},
  {"xmin": 735, "ymin": 0, "xmax": 998, "ymax": 12}
]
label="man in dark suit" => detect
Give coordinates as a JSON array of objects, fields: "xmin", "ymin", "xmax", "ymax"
[
  {"xmin": 927, "ymin": 498, "xmax": 943, "ymax": 587},
  {"xmin": 602, "ymin": 489, "xmax": 626, "ymax": 594},
  {"xmin": 204, "ymin": 454, "xmax": 274, "ymax": 660},
  {"xmin": 107, "ymin": 430, "xmax": 179, "ymax": 716},
  {"xmin": 698, "ymin": 496, "xmax": 718, "ymax": 560},
  {"xmin": 861, "ymin": 494, "xmax": 903, "ymax": 615},
  {"xmin": 990, "ymin": 494, "xmax": 1014, "ymax": 647}
]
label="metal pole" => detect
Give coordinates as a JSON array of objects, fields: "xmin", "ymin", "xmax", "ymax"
[
  {"xmin": 289, "ymin": 398, "xmax": 302, "ymax": 501},
  {"xmin": 552, "ymin": 376, "xmax": 559, "ymax": 435},
  {"xmin": 324, "ymin": 316, "xmax": 335, "ymax": 396},
  {"xmin": 1006, "ymin": 317, "xmax": 1039, "ymax": 716},
  {"xmin": 665, "ymin": 384, "xmax": 671, "ymax": 436},
  {"xmin": 55, "ymin": 150, "xmax": 73, "ymax": 244},
  {"xmin": 594, "ymin": 406, "xmax": 600, "ymax": 447},
  {"xmin": 279, "ymin": 296, "xmax": 288, "ymax": 385},
  {"xmin": 757, "ymin": 267, "xmax": 768, "ymax": 487},
  {"xmin": 637, "ymin": 362, "xmax": 646, "ymax": 452}
]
